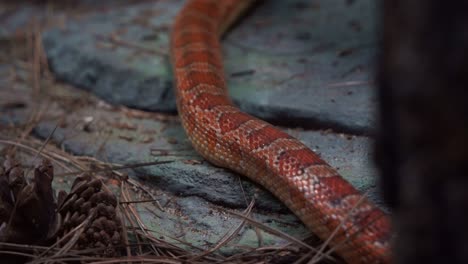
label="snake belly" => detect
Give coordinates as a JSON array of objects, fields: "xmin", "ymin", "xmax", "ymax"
[{"xmin": 170, "ymin": 0, "xmax": 392, "ymax": 263}]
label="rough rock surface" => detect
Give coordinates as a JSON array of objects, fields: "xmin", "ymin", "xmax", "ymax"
[
  {"xmin": 0, "ymin": 78, "xmax": 384, "ymax": 252},
  {"xmin": 42, "ymin": 0, "xmax": 378, "ymax": 134},
  {"xmin": 0, "ymin": 0, "xmax": 385, "ymax": 254}
]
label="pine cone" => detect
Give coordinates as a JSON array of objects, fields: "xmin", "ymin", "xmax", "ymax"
[
  {"xmin": 0, "ymin": 156, "xmax": 60, "ymax": 264},
  {"xmin": 3, "ymin": 156, "xmax": 26, "ymax": 197},
  {"xmin": 0, "ymin": 165, "xmax": 14, "ymax": 226},
  {"xmin": 0, "ymin": 156, "xmax": 59, "ymax": 244},
  {"xmin": 56, "ymin": 174, "xmax": 123, "ymax": 257}
]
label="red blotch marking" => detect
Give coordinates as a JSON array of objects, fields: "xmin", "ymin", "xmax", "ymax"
[
  {"xmin": 287, "ymin": 180, "xmax": 311, "ymax": 209},
  {"xmin": 218, "ymin": 112, "xmax": 252, "ymax": 134},
  {"xmin": 173, "ymin": 30, "xmax": 218, "ymax": 49},
  {"xmin": 175, "ymin": 50, "xmax": 221, "ymax": 69},
  {"xmin": 184, "ymin": 83, "xmax": 222, "ymax": 99},
  {"xmin": 175, "ymin": 16, "xmax": 216, "ymax": 33},
  {"xmin": 177, "ymin": 71, "xmax": 225, "ymax": 91},
  {"xmin": 318, "ymin": 176, "xmax": 359, "ymax": 202},
  {"xmin": 355, "ymin": 209, "xmax": 388, "ymax": 232},
  {"xmin": 183, "ymin": 1, "xmax": 221, "ymax": 21},
  {"xmin": 350, "ymin": 209, "xmax": 391, "ymax": 244},
  {"xmin": 276, "ymin": 148, "xmax": 325, "ymax": 175},
  {"xmin": 192, "ymin": 93, "xmax": 230, "ymax": 110},
  {"xmin": 193, "ymin": 113, "xmax": 218, "ymax": 153},
  {"xmin": 247, "ymin": 125, "xmax": 291, "ymax": 150}
]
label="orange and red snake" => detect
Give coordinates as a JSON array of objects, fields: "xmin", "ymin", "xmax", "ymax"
[{"xmin": 170, "ymin": 1, "xmax": 391, "ymax": 263}]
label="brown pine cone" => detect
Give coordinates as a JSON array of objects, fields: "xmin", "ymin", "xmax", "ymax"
[
  {"xmin": 0, "ymin": 156, "xmax": 60, "ymax": 264},
  {"xmin": 3, "ymin": 155, "xmax": 27, "ymax": 198},
  {"xmin": 0, "ymin": 164, "xmax": 14, "ymax": 226},
  {"xmin": 0, "ymin": 156, "xmax": 59, "ymax": 244},
  {"xmin": 56, "ymin": 174, "xmax": 123, "ymax": 257}
]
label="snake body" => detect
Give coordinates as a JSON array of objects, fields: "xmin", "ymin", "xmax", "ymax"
[{"xmin": 170, "ymin": 1, "xmax": 391, "ymax": 263}]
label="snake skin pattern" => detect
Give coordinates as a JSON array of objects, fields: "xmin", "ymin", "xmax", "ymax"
[{"xmin": 170, "ymin": 0, "xmax": 391, "ymax": 263}]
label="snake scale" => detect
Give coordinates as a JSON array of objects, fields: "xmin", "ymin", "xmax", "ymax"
[{"xmin": 170, "ymin": 0, "xmax": 391, "ymax": 263}]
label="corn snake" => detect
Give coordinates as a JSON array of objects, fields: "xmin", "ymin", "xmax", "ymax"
[{"xmin": 170, "ymin": 0, "xmax": 391, "ymax": 263}]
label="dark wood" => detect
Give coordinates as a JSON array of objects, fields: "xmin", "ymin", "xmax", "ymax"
[{"xmin": 376, "ymin": 1, "xmax": 468, "ymax": 263}]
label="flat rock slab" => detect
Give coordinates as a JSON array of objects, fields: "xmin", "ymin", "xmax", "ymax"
[
  {"xmin": 0, "ymin": 75, "xmax": 384, "ymax": 253},
  {"xmin": 0, "ymin": 1, "xmax": 146, "ymax": 37},
  {"xmin": 0, "ymin": 0, "xmax": 385, "ymax": 255},
  {"xmin": 42, "ymin": 0, "xmax": 379, "ymax": 134}
]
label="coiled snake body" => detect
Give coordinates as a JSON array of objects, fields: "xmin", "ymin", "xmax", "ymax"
[{"xmin": 170, "ymin": 1, "xmax": 391, "ymax": 263}]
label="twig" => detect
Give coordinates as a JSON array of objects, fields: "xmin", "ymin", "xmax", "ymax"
[
  {"xmin": 55, "ymin": 160, "xmax": 174, "ymax": 177},
  {"xmin": 190, "ymin": 200, "xmax": 255, "ymax": 261},
  {"xmin": 326, "ymin": 80, "xmax": 372, "ymax": 88},
  {"xmin": 309, "ymin": 191, "xmax": 370, "ymax": 264},
  {"xmin": 226, "ymin": 210, "xmax": 335, "ymax": 262},
  {"xmin": 94, "ymin": 34, "xmax": 167, "ymax": 57}
]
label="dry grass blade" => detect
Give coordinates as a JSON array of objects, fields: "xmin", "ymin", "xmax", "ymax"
[
  {"xmin": 317, "ymin": 207, "xmax": 389, "ymax": 264},
  {"xmin": 90, "ymin": 257, "xmax": 184, "ymax": 264},
  {"xmin": 8, "ymin": 104, "xmax": 47, "ymax": 156},
  {"xmin": 131, "ymin": 227, "xmax": 224, "ymax": 260},
  {"xmin": 28, "ymin": 121, "xmax": 59, "ymax": 166},
  {"xmin": 226, "ymin": 210, "xmax": 336, "ymax": 263},
  {"xmin": 30, "ymin": 214, "xmax": 95, "ymax": 264},
  {"xmin": 55, "ymin": 160, "xmax": 174, "ymax": 177},
  {"xmin": 0, "ymin": 139, "xmax": 73, "ymax": 172},
  {"xmin": 309, "ymin": 191, "xmax": 371, "ymax": 264},
  {"xmin": 119, "ymin": 185, "xmax": 144, "ymax": 257},
  {"xmin": 94, "ymin": 34, "xmax": 168, "ymax": 57},
  {"xmin": 121, "ymin": 182, "xmax": 159, "ymax": 255},
  {"xmin": 126, "ymin": 178, "xmax": 166, "ymax": 212},
  {"xmin": 0, "ymin": 250, "xmax": 36, "ymax": 259},
  {"xmin": 326, "ymin": 80, "xmax": 373, "ymax": 88},
  {"xmin": 190, "ymin": 199, "xmax": 255, "ymax": 261},
  {"xmin": 120, "ymin": 199, "xmax": 162, "ymax": 205}
]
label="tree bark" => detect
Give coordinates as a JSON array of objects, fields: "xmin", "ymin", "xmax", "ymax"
[{"xmin": 376, "ymin": 1, "xmax": 468, "ymax": 263}]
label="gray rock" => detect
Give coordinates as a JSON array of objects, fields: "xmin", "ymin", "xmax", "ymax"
[
  {"xmin": 42, "ymin": 0, "xmax": 379, "ymax": 133},
  {"xmin": 0, "ymin": 79, "xmax": 385, "ymax": 252},
  {"xmin": 0, "ymin": 0, "xmax": 386, "ymax": 254}
]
